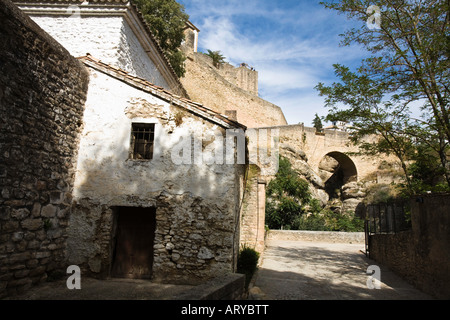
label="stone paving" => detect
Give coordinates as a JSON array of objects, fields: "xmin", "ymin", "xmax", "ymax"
[{"xmin": 250, "ymin": 239, "xmax": 434, "ymax": 300}]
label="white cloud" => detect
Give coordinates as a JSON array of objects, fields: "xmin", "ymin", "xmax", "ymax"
[
  {"xmin": 180, "ymin": 0, "xmax": 370, "ymax": 125},
  {"xmin": 262, "ymin": 90, "xmax": 329, "ymax": 126}
]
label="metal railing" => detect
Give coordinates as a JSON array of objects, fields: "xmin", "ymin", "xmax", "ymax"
[{"xmin": 363, "ymin": 201, "xmax": 412, "ymax": 256}]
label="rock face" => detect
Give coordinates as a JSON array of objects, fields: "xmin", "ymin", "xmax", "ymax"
[
  {"xmin": 318, "ymin": 155, "xmax": 340, "ymax": 182},
  {"xmin": 0, "ymin": 0, "xmax": 89, "ymax": 298},
  {"xmin": 279, "ymin": 144, "xmax": 329, "ymax": 206},
  {"xmin": 279, "ymin": 144, "xmax": 367, "ymax": 215}
]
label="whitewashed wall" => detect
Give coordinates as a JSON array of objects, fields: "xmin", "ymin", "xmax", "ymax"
[
  {"xmin": 68, "ymin": 68, "xmax": 244, "ymax": 284},
  {"xmin": 30, "ymin": 15, "xmax": 170, "ymax": 89},
  {"xmin": 73, "ymin": 69, "xmax": 239, "ymax": 202}
]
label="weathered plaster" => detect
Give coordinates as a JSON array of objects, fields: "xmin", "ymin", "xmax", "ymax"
[{"xmin": 69, "ymin": 67, "xmax": 245, "ymax": 284}]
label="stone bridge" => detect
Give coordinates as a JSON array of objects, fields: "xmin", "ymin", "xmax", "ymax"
[
  {"xmin": 258, "ymin": 124, "xmax": 383, "ymax": 184},
  {"xmin": 240, "ymin": 124, "xmax": 391, "ymax": 254}
]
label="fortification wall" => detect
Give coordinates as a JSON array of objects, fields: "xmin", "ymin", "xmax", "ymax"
[
  {"xmin": 180, "ymin": 52, "xmax": 287, "ymax": 128},
  {"xmin": 0, "ymin": 0, "xmax": 89, "ymax": 298}
]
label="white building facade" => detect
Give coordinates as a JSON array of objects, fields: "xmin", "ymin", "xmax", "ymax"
[
  {"xmin": 14, "ymin": 0, "xmax": 248, "ymax": 284},
  {"xmin": 15, "ymin": 0, "xmax": 187, "ymax": 97}
]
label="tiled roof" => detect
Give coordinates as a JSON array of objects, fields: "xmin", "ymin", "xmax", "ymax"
[
  {"xmin": 78, "ymin": 54, "xmax": 247, "ymax": 130},
  {"xmin": 13, "ymin": 0, "xmax": 187, "ymax": 98}
]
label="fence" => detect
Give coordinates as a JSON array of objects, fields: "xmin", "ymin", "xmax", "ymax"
[
  {"xmin": 366, "ymin": 194, "xmax": 450, "ymax": 299},
  {"xmin": 363, "ymin": 201, "xmax": 412, "ymax": 255}
]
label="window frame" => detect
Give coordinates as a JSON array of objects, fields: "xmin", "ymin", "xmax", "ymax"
[{"xmin": 129, "ymin": 122, "xmax": 155, "ymax": 160}]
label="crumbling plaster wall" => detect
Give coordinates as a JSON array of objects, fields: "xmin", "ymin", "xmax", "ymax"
[{"xmin": 69, "ymin": 68, "xmax": 245, "ymax": 284}]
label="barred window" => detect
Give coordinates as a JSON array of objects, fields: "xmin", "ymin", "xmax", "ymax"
[{"xmin": 130, "ymin": 123, "xmax": 155, "ymax": 160}]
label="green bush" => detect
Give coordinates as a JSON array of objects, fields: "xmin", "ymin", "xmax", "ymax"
[
  {"xmin": 237, "ymin": 245, "xmax": 260, "ymax": 288},
  {"xmin": 364, "ymin": 183, "xmax": 398, "ymax": 204},
  {"xmin": 294, "ymin": 210, "xmax": 364, "ymax": 232},
  {"xmin": 265, "ymin": 156, "xmax": 314, "ymax": 229}
]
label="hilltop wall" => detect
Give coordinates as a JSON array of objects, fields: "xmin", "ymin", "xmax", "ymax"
[{"xmin": 180, "ymin": 52, "xmax": 287, "ymax": 128}]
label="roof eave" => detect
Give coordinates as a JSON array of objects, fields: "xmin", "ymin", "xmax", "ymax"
[{"xmin": 78, "ymin": 55, "xmax": 246, "ymax": 131}]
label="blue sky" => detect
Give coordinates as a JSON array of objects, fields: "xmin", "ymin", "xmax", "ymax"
[{"xmin": 177, "ymin": 0, "xmax": 371, "ymax": 126}]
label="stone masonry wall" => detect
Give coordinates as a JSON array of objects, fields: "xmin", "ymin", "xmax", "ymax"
[
  {"xmin": 239, "ymin": 165, "xmax": 266, "ymax": 255},
  {"xmin": 181, "ymin": 52, "xmax": 287, "ymax": 128},
  {"xmin": 369, "ymin": 194, "xmax": 450, "ymax": 299},
  {"xmin": 0, "ymin": 0, "xmax": 89, "ymax": 298},
  {"xmin": 219, "ymin": 62, "xmax": 259, "ymax": 96}
]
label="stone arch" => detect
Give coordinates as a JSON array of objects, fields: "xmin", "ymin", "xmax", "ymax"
[
  {"xmin": 325, "ymin": 152, "xmax": 357, "ymax": 183},
  {"xmin": 319, "ymin": 151, "xmax": 358, "ymax": 199}
]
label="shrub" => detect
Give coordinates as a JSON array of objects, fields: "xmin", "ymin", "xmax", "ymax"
[
  {"xmin": 294, "ymin": 210, "xmax": 364, "ymax": 232},
  {"xmin": 364, "ymin": 183, "xmax": 398, "ymax": 204},
  {"xmin": 265, "ymin": 156, "xmax": 313, "ymax": 229},
  {"xmin": 237, "ymin": 245, "xmax": 260, "ymax": 289}
]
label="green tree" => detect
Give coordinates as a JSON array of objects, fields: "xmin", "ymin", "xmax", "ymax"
[
  {"xmin": 316, "ymin": 65, "xmax": 416, "ymax": 189},
  {"xmin": 265, "ymin": 156, "xmax": 313, "ymax": 229},
  {"xmin": 133, "ymin": 0, "xmax": 189, "ymax": 77},
  {"xmin": 205, "ymin": 50, "xmax": 226, "ymax": 68},
  {"xmin": 316, "ymin": 0, "xmax": 450, "ymax": 192},
  {"xmin": 313, "ymin": 113, "xmax": 323, "ymax": 132}
]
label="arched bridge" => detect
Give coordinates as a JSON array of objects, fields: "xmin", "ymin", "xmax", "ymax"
[{"xmin": 258, "ymin": 124, "xmax": 385, "ymax": 184}]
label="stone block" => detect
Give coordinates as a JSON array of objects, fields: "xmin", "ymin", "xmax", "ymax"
[
  {"xmin": 35, "ymin": 251, "xmax": 50, "ymax": 259},
  {"xmin": 14, "ymin": 269, "xmax": 30, "ymax": 279},
  {"xmin": 31, "ymin": 203, "xmax": 41, "ymax": 217},
  {"xmin": 41, "ymin": 204, "xmax": 57, "ymax": 217},
  {"xmin": 1, "ymin": 220, "xmax": 19, "ymax": 233},
  {"xmin": 11, "ymin": 232, "xmax": 24, "ymax": 242},
  {"xmin": 21, "ymin": 218, "xmax": 43, "ymax": 231},
  {"xmin": 9, "ymin": 252, "xmax": 31, "ymax": 264},
  {"xmin": 197, "ymin": 247, "xmax": 214, "ymax": 260},
  {"xmin": 11, "ymin": 208, "xmax": 30, "ymax": 220}
]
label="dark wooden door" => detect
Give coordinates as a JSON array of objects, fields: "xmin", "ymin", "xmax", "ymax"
[{"xmin": 111, "ymin": 207, "xmax": 156, "ymax": 279}]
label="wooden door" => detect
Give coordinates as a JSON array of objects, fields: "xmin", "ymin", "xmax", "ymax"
[{"xmin": 111, "ymin": 207, "xmax": 156, "ymax": 279}]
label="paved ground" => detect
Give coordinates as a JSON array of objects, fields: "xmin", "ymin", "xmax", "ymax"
[
  {"xmin": 250, "ymin": 239, "xmax": 434, "ymax": 300},
  {"xmin": 4, "ymin": 239, "xmax": 434, "ymax": 301},
  {"xmin": 4, "ymin": 278, "xmax": 194, "ymax": 300}
]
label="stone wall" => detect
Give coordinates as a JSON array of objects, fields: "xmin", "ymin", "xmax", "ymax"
[
  {"xmin": 219, "ymin": 63, "xmax": 259, "ymax": 96},
  {"xmin": 368, "ymin": 194, "xmax": 450, "ymax": 299},
  {"xmin": 239, "ymin": 165, "xmax": 266, "ymax": 255},
  {"xmin": 181, "ymin": 52, "xmax": 287, "ymax": 128},
  {"xmin": 267, "ymin": 230, "xmax": 365, "ymax": 244},
  {"xmin": 0, "ymin": 0, "xmax": 89, "ymax": 298}
]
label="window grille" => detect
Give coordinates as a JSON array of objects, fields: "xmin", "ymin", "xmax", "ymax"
[{"xmin": 130, "ymin": 123, "xmax": 155, "ymax": 160}]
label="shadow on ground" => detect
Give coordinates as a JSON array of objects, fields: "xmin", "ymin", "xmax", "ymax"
[
  {"xmin": 2, "ymin": 278, "xmax": 195, "ymax": 300},
  {"xmin": 250, "ymin": 241, "xmax": 433, "ymax": 300}
]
